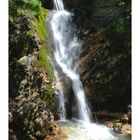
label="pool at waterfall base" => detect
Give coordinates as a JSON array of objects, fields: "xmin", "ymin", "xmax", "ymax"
[{"xmin": 55, "ymin": 120, "xmax": 131, "ymax": 140}]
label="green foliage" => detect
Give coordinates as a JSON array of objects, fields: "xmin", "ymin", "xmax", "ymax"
[
  {"xmin": 9, "ymin": 0, "xmax": 47, "ymax": 59},
  {"xmin": 115, "ymin": 16, "xmax": 130, "ymax": 34},
  {"xmin": 9, "ymin": 0, "xmax": 42, "ymax": 16},
  {"xmin": 34, "ymin": 9, "xmax": 48, "ymax": 42},
  {"xmin": 35, "ymin": 47, "xmax": 48, "ymax": 68},
  {"xmin": 32, "ymin": 9, "xmax": 54, "ymax": 81},
  {"xmin": 113, "ymin": 0, "xmax": 131, "ymax": 51},
  {"xmin": 26, "ymin": 8, "xmax": 48, "ymax": 43},
  {"xmin": 116, "ymin": 22, "xmax": 125, "ymax": 33},
  {"xmin": 9, "ymin": 0, "xmax": 53, "ymax": 79},
  {"xmin": 9, "ymin": 0, "xmax": 56, "ymax": 113},
  {"xmin": 41, "ymin": 88, "xmax": 55, "ymax": 107},
  {"xmin": 23, "ymin": 0, "xmax": 42, "ymax": 12},
  {"xmin": 114, "ymin": 18, "xmax": 131, "ymax": 52},
  {"xmin": 104, "ymin": 75, "xmax": 113, "ymax": 84},
  {"xmin": 35, "ymin": 47, "xmax": 54, "ymax": 81},
  {"xmin": 9, "ymin": 0, "xmax": 54, "ymax": 82}
]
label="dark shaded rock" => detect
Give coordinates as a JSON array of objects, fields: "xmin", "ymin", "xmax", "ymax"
[
  {"xmin": 14, "ymin": 98, "xmax": 54, "ymax": 138},
  {"xmin": 80, "ymin": 27, "xmax": 131, "ymax": 112},
  {"xmin": 12, "ymin": 60, "xmax": 55, "ymax": 139},
  {"xmin": 77, "ymin": 0, "xmax": 131, "ymax": 113},
  {"xmin": 9, "ymin": 128, "xmax": 17, "ymax": 140},
  {"xmin": 9, "ymin": 23, "xmax": 55, "ymax": 140},
  {"xmin": 40, "ymin": 0, "xmax": 53, "ymax": 9}
]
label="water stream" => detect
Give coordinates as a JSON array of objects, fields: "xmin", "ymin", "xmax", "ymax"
[
  {"xmin": 50, "ymin": 0, "xmax": 91, "ymax": 122},
  {"xmin": 48, "ymin": 0, "xmax": 130, "ymax": 139}
]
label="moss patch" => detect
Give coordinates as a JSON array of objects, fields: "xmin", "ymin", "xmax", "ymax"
[
  {"xmin": 35, "ymin": 47, "xmax": 54, "ymax": 80},
  {"xmin": 41, "ymin": 87, "xmax": 56, "ymax": 107},
  {"xmin": 28, "ymin": 8, "xmax": 54, "ymax": 81}
]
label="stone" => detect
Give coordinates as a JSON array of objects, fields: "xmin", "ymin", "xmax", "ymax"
[
  {"xmin": 121, "ymin": 124, "xmax": 131, "ymax": 135},
  {"xmin": 9, "ymin": 112, "xmax": 13, "ymax": 124},
  {"xmin": 35, "ymin": 117, "xmax": 44, "ymax": 127},
  {"xmin": 24, "ymin": 118, "xmax": 29, "ymax": 126},
  {"xmin": 35, "ymin": 131, "xmax": 41, "ymax": 136},
  {"xmin": 44, "ymin": 123, "xmax": 62, "ymax": 140},
  {"xmin": 112, "ymin": 123, "xmax": 122, "ymax": 133},
  {"xmin": 120, "ymin": 114, "xmax": 129, "ymax": 123}
]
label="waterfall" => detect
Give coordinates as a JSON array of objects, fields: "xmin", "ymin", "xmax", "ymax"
[
  {"xmin": 54, "ymin": 69, "xmax": 66, "ymax": 120},
  {"xmin": 53, "ymin": 0, "xmax": 64, "ymax": 11},
  {"xmin": 50, "ymin": 0, "xmax": 91, "ymax": 122},
  {"xmin": 47, "ymin": 1, "xmax": 120, "ymax": 139}
]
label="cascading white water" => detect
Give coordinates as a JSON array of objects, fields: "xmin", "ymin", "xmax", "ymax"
[
  {"xmin": 50, "ymin": 0, "xmax": 91, "ymax": 122},
  {"xmin": 48, "ymin": 0, "xmax": 121, "ymax": 139},
  {"xmin": 54, "ymin": 69, "xmax": 66, "ymax": 120},
  {"xmin": 53, "ymin": 0, "xmax": 64, "ymax": 10}
]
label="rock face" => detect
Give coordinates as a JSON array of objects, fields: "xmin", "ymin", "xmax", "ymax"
[
  {"xmin": 66, "ymin": 0, "xmax": 123, "ymax": 29},
  {"xmin": 78, "ymin": 0, "xmax": 131, "ymax": 113},
  {"xmin": 9, "ymin": 44, "xmax": 55, "ymax": 140},
  {"xmin": 80, "ymin": 26, "xmax": 131, "ymax": 112},
  {"xmin": 9, "ymin": 1, "xmax": 58, "ymax": 139},
  {"xmin": 10, "ymin": 55, "xmax": 54, "ymax": 139}
]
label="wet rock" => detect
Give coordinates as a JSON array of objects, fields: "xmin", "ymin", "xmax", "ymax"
[
  {"xmin": 105, "ymin": 118, "xmax": 131, "ymax": 136},
  {"xmin": 44, "ymin": 123, "xmax": 63, "ymax": 140},
  {"xmin": 121, "ymin": 124, "xmax": 131, "ymax": 135},
  {"xmin": 120, "ymin": 114, "xmax": 129, "ymax": 123},
  {"xmin": 112, "ymin": 123, "xmax": 122, "ymax": 133},
  {"xmin": 10, "ymin": 52, "xmax": 55, "ymax": 139}
]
